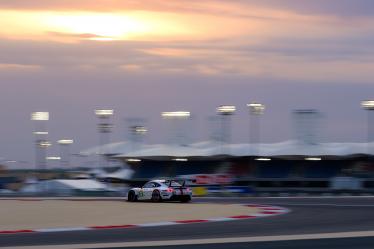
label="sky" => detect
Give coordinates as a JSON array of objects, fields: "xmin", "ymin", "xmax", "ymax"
[{"xmin": 0, "ymin": 0, "xmax": 373, "ymax": 168}]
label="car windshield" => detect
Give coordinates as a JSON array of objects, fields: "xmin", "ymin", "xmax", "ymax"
[{"xmin": 164, "ymin": 180, "xmax": 182, "ymax": 187}]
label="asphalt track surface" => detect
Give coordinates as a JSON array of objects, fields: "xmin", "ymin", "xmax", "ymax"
[
  {"xmin": 94, "ymin": 237, "xmax": 374, "ymax": 249},
  {"xmin": 1, "ymin": 197, "xmax": 374, "ymax": 248}
]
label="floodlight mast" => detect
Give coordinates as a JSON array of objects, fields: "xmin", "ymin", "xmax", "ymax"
[
  {"xmin": 132, "ymin": 126, "xmax": 148, "ymax": 134},
  {"xmin": 216, "ymin": 105, "xmax": 236, "ymax": 154},
  {"xmin": 95, "ymin": 109, "xmax": 114, "ymax": 171},
  {"xmin": 57, "ymin": 139, "xmax": 74, "ymax": 168},
  {"xmin": 216, "ymin": 106, "xmax": 236, "ymax": 115},
  {"xmin": 130, "ymin": 125, "xmax": 148, "ymax": 140},
  {"xmin": 361, "ymin": 100, "xmax": 374, "ymax": 156},
  {"xmin": 361, "ymin": 100, "xmax": 374, "ymax": 110},
  {"xmin": 31, "ymin": 112, "xmax": 49, "ymax": 121},
  {"xmin": 247, "ymin": 102, "xmax": 265, "ymax": 158},
  {"xmin": 126, "ymin": 117, "xmax": 148, "ymax": 152},
  {"xmin": 161, "ymin": 111, "xmax": 191, "ymax": 145},
  {"xmin": 247, "ymin": 103, "xmax": 265, "ymax": 115},
  {"xmin": 95, "ymin": 109, "xmax": 114, "ymax": 117},
  {"xmin": 161, "ymin": 111, "xmax": 191, "ymax": 118},
  {"xmin": 31, "ymin": 112, "xmax": 50, "ymax": 173}
]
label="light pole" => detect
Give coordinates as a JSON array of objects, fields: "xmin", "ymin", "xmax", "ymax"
[
  {"xmin": 361, "ymin": 100, "xmax": 374, "ymax": 156},
  {"xmin": 247, "ymin": 102, "xmax": 265, "ymax": 158},
  {"xmin": 31, "ymin": 112, "xmax": 50, "ymax": 174},
  {"xmin": 95, "ymin": 109, "xmax": 114, "ymax": 170},
  {"xmin": 57, "ymin": 139, "xmax": 74, "ymax": 168},
  {"xmin": 161, "ymin": 111, "xmax": 191, "ymax": 145},
  {"xmin": 125, "ymin": 117, "xmax": 147, "ymax": 151},
  {"xmin": 216, "ymin": 105, "xmax": 236, "ymax": 154},
  {"xmin": 46, "ymin": 156, "xmax": 61, "ymax": 168},
  {"xmin": 130, "ymin": 125, "xmax": 147, "ymax": 150},
  {"xmin": 161, "ymin": 111, "xmax": 190, "ymax": 178}
]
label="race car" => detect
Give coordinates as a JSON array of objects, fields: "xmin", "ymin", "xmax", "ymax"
[{"xmin": 127, "ymin": 179, "xmax": 192, "ymax": 202}]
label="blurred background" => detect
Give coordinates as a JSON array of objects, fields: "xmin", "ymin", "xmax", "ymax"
[
  {"xmin": 1, "ymin": 0, "xmax": 374, "ymax": 198},
  {"xmin": 0, "ymin": 101, "xmax": 373, "ymax": 197}
]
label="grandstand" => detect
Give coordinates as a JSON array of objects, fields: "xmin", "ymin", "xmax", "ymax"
[
  {"xmin": 1, "ymin": 140, "xmax": 373, "ymax": 195},
  {"xmin": 87, "ymin": 140, "xmax": 374, "ymax": 193}
]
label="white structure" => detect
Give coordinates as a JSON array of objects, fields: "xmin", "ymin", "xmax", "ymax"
[
  {"xmin": 101, "ymin": 168, "xmax": 135, "ymax": 180},
  {"xmin": 20, "ymin": 179, "xmax": 115, "ymax": 195},
  {"xmin": 81, "ymin": 140, "xmax": 374, "ymax": 159}
]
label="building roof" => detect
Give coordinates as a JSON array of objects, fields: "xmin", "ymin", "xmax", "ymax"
[{"xmin": 81, "ymin": 140, "xmax": 374, "ymax": 158}]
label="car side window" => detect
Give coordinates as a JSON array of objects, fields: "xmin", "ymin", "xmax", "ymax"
[
  {"xmin": 154, "ymin": 183, "xmax": 161, "ymax": 187},
  {"xmin": 143, "ymin": 182, "xmax": 151, "ymax": 188},
  {"xmin": 143, "ymin": 182, "xmax": 155, "ymax": 188}
]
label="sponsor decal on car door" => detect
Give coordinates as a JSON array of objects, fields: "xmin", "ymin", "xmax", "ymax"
[
  {"xmin": 143, "ymin": 187, "xmax": 152, "ymax": 199},
  {"xmin": 138, "ymin": 189, "xmax": 145, "ymax": 200}
]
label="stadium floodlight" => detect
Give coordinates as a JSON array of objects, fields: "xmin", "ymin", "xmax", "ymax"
[
  {"xmin": 161, "ymin": 111, "xmax": 191, "ymax": 145},
  {"xmin": 57, "ymin": 139, "xmax": 73, "ymax": 168},
  {"xmin": 305, "ymin": 157, "xmax": 322, "ymax": 161},
  {"xmin": 97, "ymin": 123, "xmax": 113, "ymax": 133},
  {"xmin": 31, "ymin": 112, "xmax": 49, "ymax": 121},
  {"xmin": 126, "ymin": 118, "xmax": 148, "ymax": 147},
  {"xmin": 173, "ymin": 158, "xmax": 188, "ymax": 161},
  {"xmin": 95, "ymin": 109, "xmax": 114, "ymax": 117},
  {"xmin": 126, "ymin": 158, "xmax": 141, "ymax": 162},
  {"xmin": 95, "ymin": 109, "xmax": 114, "ymax": 170},
  {"xmin": 161, "ymin": 111, "xmax": 191, "ymax": 118},
  {"xmin": 31, "ymin": 111, "xmax": 49, "ymax": 173},
  {"xmin": 216, "ymin": 105, "xmax": 236, "ymax": 156},
  {"xmin": 95, "ymin": 109, "xmax": 114, "ymax": 133},
  {"xmin": 131, "ymin": 125, "xmax": 148, "ymax": 134},
  {"xmin": 33, "ymin": 131, "xmax": 48, "ymax": 135},
  {"xmin": 38, "ymin": 140, "xmax": 52, "ymax": 148},
  {"xmin": 247, "ymin": 102, "xmax": 265, "ymax": 115},
  {"xmin": 57, "ymin": 139, "xmax": 74, "ymax": 145},
  {"xmin": 247, "ymin": 102, "xmax": 265, "ymax": 158},
  {"xmin": 361, "ymin": 100, "xmax": 374, "ymax": 156},
  {"xmin": 361, "ymin": 100, "xmax": 374, "ymax": 110},
  {"xmin": 216, "ymin": 105, "xmax": 236, "ymax": 115},
  {"xmin": 5, "ymin": 160, "xmax": 17, "ymax": 163},
  {"xmin": 255, "ymin": 158, "xmax": 271, "ymax": 161}
]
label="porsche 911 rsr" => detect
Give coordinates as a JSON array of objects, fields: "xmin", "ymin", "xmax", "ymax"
[{"xmin": 127, "ymin": 179, "xmax": 192, "ymax": 202}]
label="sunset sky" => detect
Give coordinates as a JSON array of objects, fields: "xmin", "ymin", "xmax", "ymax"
[{"xmin": 0, "ymin": 0, "xmax": 373, "ymax": 167}]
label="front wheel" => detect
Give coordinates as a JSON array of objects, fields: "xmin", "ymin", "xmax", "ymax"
[{"xmin": 127, "ymin": 191, "xmax": 137, "ymax": 202}]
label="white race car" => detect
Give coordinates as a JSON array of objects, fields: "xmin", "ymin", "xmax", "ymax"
[{"xmin": 127, "ymin": 179, "xmax": 192, "ymax": 203}]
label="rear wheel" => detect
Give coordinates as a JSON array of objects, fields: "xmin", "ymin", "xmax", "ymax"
[
  {"xmin": 127, "ymin": 191, "xmax": 137, "ymax": 202},
  {"xmin": 151, "ymin": 190, "xmax": 162, "ymax": 202},
  {"xmin": 180, "ymin": 196, "xmax": 191, "ymax": 203}
]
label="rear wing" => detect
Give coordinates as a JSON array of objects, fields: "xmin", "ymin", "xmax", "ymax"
[{"xmin": 168, "ymin": 179, "xmax": 187, "ymax": 187}]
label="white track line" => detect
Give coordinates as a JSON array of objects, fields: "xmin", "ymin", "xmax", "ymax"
[
  {"xmin": 3, "ymin": 230, "xmax": 374, "ymax": 249},
  {"xmin": 262, "ymin": 203, "xmax": 374, "ymax": 207},
  {"xmin": 34, "ymin": 227, "xmax": 91, "ymax": 233},
  {"xmin": 137, "ymin": 222, "xmax": 176, "ymax": 227},
  {"xmin": 197, "ymin": 196, "xmax": 374, "ymax": 199}
]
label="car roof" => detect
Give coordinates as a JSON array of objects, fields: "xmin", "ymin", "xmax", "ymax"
[{"xmin": 151, "ymin": 179, "xmax": 168, "ymax": 182}]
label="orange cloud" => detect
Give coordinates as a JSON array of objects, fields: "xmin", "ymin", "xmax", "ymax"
[
  {"xmin": 1, "ymin": 0, "xmax": 373, "ymax": 84},
  {"xmin": 0, "ymin": 63, "xmax": 42, "ymax": 71},
  {"xmin": 0, "ymin": 1, "xmax": 341, "ymax": 43},
  {"xmin": 138, "ymin": 48, "xmax": 193, "ymax": 57},
  {"xmin": 119, "ymin": 64, "xmax": 143, "ymax": 71}
]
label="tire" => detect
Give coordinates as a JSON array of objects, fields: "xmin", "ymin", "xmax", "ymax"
[
  {"xmin": 180, "ymin": 196, "xmax": 191, "ymax": 203},
  {"xmin": 127, "ymin": 191, "xmax": 137, "ymax": 202},
  {"xmin": 151, "ymin": 190, "xmax": 162, "ymax": 202}
]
